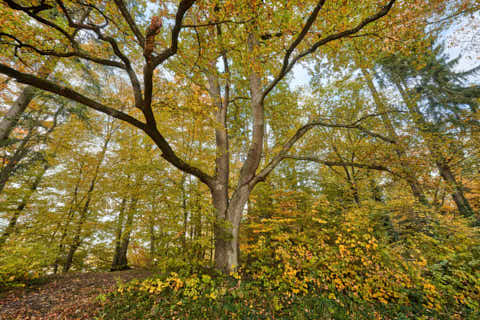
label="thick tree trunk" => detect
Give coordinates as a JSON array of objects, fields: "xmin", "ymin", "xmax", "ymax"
[{"xmin": 212, "ymin": 186, "xmax": 250, "ymax": 272}]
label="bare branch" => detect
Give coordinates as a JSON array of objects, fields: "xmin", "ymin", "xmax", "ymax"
[
  {"xmin": 252, "ymin": 113, "xmax": 396, "ymax": 186},
  {"xmin": 283, "ymin": 155, "xmax": 394, "ymax": 174},
  {"xmin": 143, "ymin": 0, "xmax": 196, "ymax": 127},
  {"xmin": 0, "ymin": 62, "xmax": 214, "ymax": 187},
  {"xmin": 113, "ymin": 0, "xmax": 145, "ymax": 47},
  {"xmin": 0, "ymin": 63, "xmax": 145, "ymax": 129},
  {"xmin": 151, "ymin": 0, "xmax": 196, "ymax": 67},
  {"xmin": 263, "ymin": 0, "xmax": 396, "ymax": 100},
  {"xmin": 0, "ymin": 33, "xmax": 125, "ymax": 69}
]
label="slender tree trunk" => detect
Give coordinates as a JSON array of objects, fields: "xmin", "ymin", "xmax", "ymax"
[
  {"xmin": 111, "ymin": 198, "xmax": 127, "ymax": 271},
  {"xmin": 62, "ymin": 222, "xmax": 84, "ymax": 273},
  {"xmin": 111, "ymin": 198, "xmax": 137, "ymax": 271},
  {"xmin": 149, "ymin": 217, "xmax": 156, "ymax": 263},
  {"xmin": 0, "ymin": 161, "xmax": 49, "ymax": 247},
  {"xmin": 360, "ymin": 66, "xmax": 428, "ymax": 205},
  {"xmin": 193, "ymin": 192, "xmax": 203, "ymax": 259},
  {"xmin": 62, "ymin": 129, "xmax": 113, "ymax": 272},
  {"xmin": 181, "ymin": 173, "xmax": 188, "ymax": 255},
  {"xmin": 0, "ymin": 60, "xmax": 57, "ymax": 144},
  {"xmin": 394, "ymin": 79, "xmax": 474, "ymax": 217},
  {"xmin": 0, "ymin": 126, "xmax": 35, "ymax": 194},
  {"xmin": 0, "ymin": 87, "xmax": 36, "ymax": 145}
]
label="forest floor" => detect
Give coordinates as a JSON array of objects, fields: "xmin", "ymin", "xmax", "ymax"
[{"xmin": 0, "ymin": 269, "xmax": 152, "ymax": 320}]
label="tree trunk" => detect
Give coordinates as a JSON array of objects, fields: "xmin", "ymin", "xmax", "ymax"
[
  {"xmin": 360, "ymin": 65, "xmax": 428, "ymax": 205},
  {"xmin": 62, "ymin": 235, "xmax": 80, "ymax": 273},
  {"xmin": 111, "ymin": 198, "xmax": 127, "ymax": 271},
  {"xmin": 437, "ymin": 160, "xmax": 474, "ymax": 217},
  {"xmin": 63, "ymin": 205, "xmax": 91, "ymax": 273},
  {"xmin": 345, "ymin": 166, "xmax": 360, "ymax": 204},
  {"xmin": 212, "ymin": 185, "xmax": 250, "ymax": 273},
  {"xmin": 111, "ymin": 198, "xmax": 137, "ymax": 271},
  {"xmin": 0, "ymin": 161, "xmax": 49, "ymax": 247},
  {"xmin": 0, "ymin": 60, "xmax": 57, "ymax": 144},
  {"xmin": 394, "ymin": 79, "xmax": 474, "ymax": 217},
  {"xmin": 181, "ymin": 174, "xmax": 188, "ymax": 255},
  {"xmin": 149, "ymin": 217, "xmax": 156, "ymax": 263},
  {"xmin": 0, "ymin": 86, "xmax": 36, "ymax": 145}
]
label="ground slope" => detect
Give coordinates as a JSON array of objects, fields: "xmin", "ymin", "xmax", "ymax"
[{"xmin": 0, "ymin": 269, "xmax": 151, "ymax": 320}]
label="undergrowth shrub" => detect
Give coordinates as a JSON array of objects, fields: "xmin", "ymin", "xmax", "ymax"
[{"xmin": 97, "ymin": 200, "xmax": 479, "ymax": 319}]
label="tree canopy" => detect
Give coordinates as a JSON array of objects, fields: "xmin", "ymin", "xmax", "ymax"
[{"xmin": 0, "ymin": 0, "xmax": 479, "ymax": 319}]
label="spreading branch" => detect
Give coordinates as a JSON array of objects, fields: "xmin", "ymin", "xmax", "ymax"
[
  {"xmin": 283, "ymin": 155, "xmax": 394, "ymax": 174},
  {"xmin": 252, "ymin": 114, "xmax": 396, "ymax": 186},
  {"xmin": 263, "ymin": 0, "xmax": 396, "ymax": 100},
  {"xmin": 113, "ymin": 0, "xmax": 145, "ymax": 47},
  {"xmin": 0, "ymin": 62, "xmax": 214, "ymax": 187}
]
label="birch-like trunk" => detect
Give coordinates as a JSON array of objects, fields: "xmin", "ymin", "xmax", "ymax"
[{"xmin": 0, "ymin": 60, "xmax": 58, "ymax": 144}]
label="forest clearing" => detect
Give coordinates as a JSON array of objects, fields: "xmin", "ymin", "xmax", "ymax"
[{"xmin": 0, "ymin": 0, "xmax": 479, "ymax": 319}]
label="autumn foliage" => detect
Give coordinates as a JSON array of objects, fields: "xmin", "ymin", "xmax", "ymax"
[{"xmin": 0, "ymin": 0, "xmax": 479, "ymax": 319}]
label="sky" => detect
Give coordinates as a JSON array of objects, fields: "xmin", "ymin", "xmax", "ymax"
[{"xmin": 289, "ymin": 11, "xmax": 480, "ymax": 89}]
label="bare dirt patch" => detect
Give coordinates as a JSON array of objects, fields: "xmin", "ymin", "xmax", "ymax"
[{"xmin": 0, "ymin": 269, "xmax": 151, "ymax": 320}]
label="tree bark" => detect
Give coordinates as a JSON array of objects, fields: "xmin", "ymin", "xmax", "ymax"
[
  {"xmin": 111, "ymin": 197, "xmax": 127, "ymax": 271},
  {"xmin": 436, "ymin": 160, "xmax": 475, "ymax": 217},
  {"xmin": 0, "ymin": 86, "xmax": 36, "ymax": 145},
  {"xmin": 181, "ymin": 173, "xmax": 188, "ymax": 255},
  {"xmin": 149, "ymin": 217, "xmax": 156, "ymax": 263},
  {"xmin": 0, "ymin": 60, "xmax": 57, "ymax": 144},
  {"xmin": 111, "ymin": 198, "xmax": 137, "ymax": 271}
]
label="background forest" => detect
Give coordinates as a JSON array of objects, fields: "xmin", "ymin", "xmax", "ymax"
[{"xmin": 0, "ymin": 0, "xmax": 479, "ymax": 319}]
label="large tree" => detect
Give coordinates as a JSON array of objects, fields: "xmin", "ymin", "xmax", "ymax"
[{"xmin": 1, "ymin": 0, "xmax": 467, "ymax": 272}]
